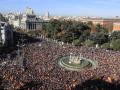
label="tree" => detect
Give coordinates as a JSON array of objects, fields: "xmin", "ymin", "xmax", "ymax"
[
  {"xmin": 110, "ymin": 31, "xmax": 120, "ymax": 40},
  {"xmin": 96, "ymin": 24, "xmax": 108, "ymax": 34},
  {"xmin": 0, "ymin": 13, "xmax": 8, "ymax": 22},
  {"xmin": 110, "ymin": 39, "xmax": 120, "ymax": 51},
  {"xmin": 87, "ymin": 21, "xmax": 96, "ymax": 33},
  {"xmin": 73, "ymin": 39, "xmax": 81, "ymax": 46},
  {"xmin": 0, "ymin": 27, "xmax": 3, "ymax": 46},
  {"xmin": 90, "ymin": 32, "xmax": 109, "ymax": 45},
  {"xmin": 84, "ymin": 39, "xmax": 94, "ymax": 47},
  {"xmin": 42, "ymin": 19, "xmax": 112, "ymax": 48},
  {"xmin": 62, "ymin": 32, "xmax": 73, "ymax": 43},
  {"xmin": 101, "ymin": 43, "xmax": 110, "ymax": 49}
]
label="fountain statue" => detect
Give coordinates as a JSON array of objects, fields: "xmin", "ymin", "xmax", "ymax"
[
  {"xmin": 69, "ymin": 53, "xmax": 82, "ymax": 64},
  {"xmin": 58, "ymin": 51, "xmax": 97, "ymax": 71}
]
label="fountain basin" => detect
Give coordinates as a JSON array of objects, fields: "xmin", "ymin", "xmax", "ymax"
[{"xmin": 58, "ymin": 56, "xmax": 97, "ymax": 71}]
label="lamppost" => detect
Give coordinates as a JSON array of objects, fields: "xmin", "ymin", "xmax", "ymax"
[
  {"xmin": 17, "ymin": 34, "xmax": 26, "ymax": 71},
  {"xmin": 17, "ymin": 41, "xmax": 21, "ymax": 58},
  {"xmin": 72, "ymin": 33, "xmax": 75, "ymax": 46}
]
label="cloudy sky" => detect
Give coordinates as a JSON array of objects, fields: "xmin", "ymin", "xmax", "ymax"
[{"xmin": 0, "ymin": 0, "xmax": 120, "ymax": 17}]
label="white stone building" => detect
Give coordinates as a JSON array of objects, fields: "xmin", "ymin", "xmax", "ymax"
[
  {"xmin": 0, "ymin": 21, "xmax": 13, "ymax": 46},
  {"xmin": 20, "ymin": 14, "xmax": 43, "ymax": 31},
  {"xmin": 42, "ymin": 11, "xmax": 50, "ymax": 21},
  {"xmin": 7, "ymin": 7, "xmax": 43, "ymax": 31}
]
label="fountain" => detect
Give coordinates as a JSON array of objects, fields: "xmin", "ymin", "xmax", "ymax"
[
  {"xmin": 69, "ymin": 53, "xmax": 81, "ymax": 64},
  {"xmin": 58, "ymin": 52, "xmax": 98, "ymax": 71}
]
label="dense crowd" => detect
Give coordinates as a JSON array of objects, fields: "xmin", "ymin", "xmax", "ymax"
[{"xmin": 0, "ymin": 37, "xmax": 120, "ymax": 90}]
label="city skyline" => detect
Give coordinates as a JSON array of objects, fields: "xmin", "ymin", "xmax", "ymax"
[{"xmin": 0, "ymin": 0, "xmax": 120, "ymax": 17}]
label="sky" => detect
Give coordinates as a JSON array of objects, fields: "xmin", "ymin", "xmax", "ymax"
[{"xmin": 0, "ymin": 0, "xmax": 120, "ymax": 17}]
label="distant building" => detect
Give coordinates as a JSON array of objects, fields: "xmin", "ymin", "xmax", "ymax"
[
  {"xmin": 113, "ymin": 22, "xmax": 120, "ymax": 32},
  {"xmin": 0, "ymin": 21, "xmax": 13, "ymax": 46},
  {"xmin": 25, "ymin": 7, "xmax": 34, "ymax": 15},
  {"xmin": 9, "ymin": 15, "xmax": 21, "ymax": 27},
  {"xmin": 0, "ymin": 13, "xmax": 8, "ymax": 22},
  {"xmin": 45, "ymin": 11, "xmax": 49, "ymax": 18},
  {"xmin": 42, "ymin": 11, "xmax": 50, "ymax": 21},
  {"xmin": 20, "ymin": 14, "xmax": 43, "ymax": 31},
  {"xmin": 81, "ymin": 18, "xmax": 120, "ymax": 32},
  {"xmin": 8, "ymin": 7, "xmax": 43, "ymax": 31},
  {"xmin": 7, "ymin": 13, "xmax": 22, "ymax": 28}
]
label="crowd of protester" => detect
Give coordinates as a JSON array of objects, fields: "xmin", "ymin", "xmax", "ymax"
[{"xmin": 0, "ymin": 37, "xmax": 120, "ymax": 90}]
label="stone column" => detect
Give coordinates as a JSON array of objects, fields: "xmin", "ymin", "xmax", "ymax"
[
  {"xmin": 32, "ymin": 23, "xmax": 34, "ymax": 30},
  {"xmin": 33, "ymin": 23, "xmax": 35, "ymax": 30},
  {"xmin": 31, "ymin": 23, "xmax": 33, "ymax": 30},
  {"xmin": 32, "ymin": 23, "xmax": 33, "ymax": 30},
  {"xmin": 29, "ymin": 23, "xmax": 30, "ymax": 30},
  {"xmin": 35, "ymin": 23, "xmax": 36, "ymax": 30},
  {"xmin": 30, "ymin": 23, "xmax": 32, "ymax": 30},
  {"xmin": 34, "ymin": 23, "xmax": 35, "ymax": 30},
  {"xmin": 28, "ymin": 23, "xmax": 30, "ymax": 30},
  {"xmin": 35, "ymin": 22, "xmax": 37, "ymax": 30},
  {"xmin": 26, "ymin": 23, "xmax": 29, "ymax": 31}
]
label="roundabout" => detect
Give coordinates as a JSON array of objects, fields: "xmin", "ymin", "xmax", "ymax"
[{"xmin": 58, "ymin": 53, "xmax": 98, "ymax": 71}]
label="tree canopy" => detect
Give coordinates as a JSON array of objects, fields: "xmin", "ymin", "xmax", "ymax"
[{"xmin": 29, "ymin": 19, "xmax": 120, "ymax": 51}]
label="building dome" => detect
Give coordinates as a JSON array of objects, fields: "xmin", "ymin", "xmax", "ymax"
[{"xmin": 25, "ymin": 7, "xmax": 34, "ymax": 15}]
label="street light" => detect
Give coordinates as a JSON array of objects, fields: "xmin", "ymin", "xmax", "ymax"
[{"xmin": 17, "ymin": 34, "xmax": 26, "ymax": 71}]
